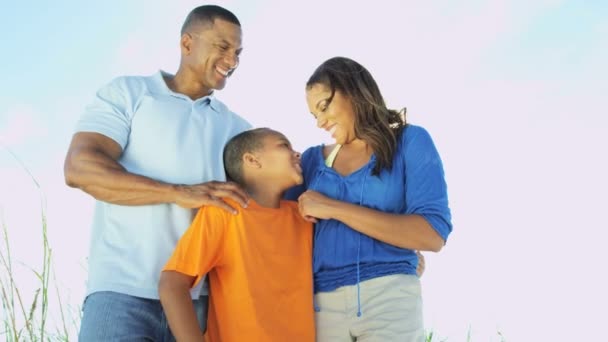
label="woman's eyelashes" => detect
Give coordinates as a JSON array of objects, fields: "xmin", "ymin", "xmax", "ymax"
[
  {"xmin": 320, "ymin": 101, "xmax": 329, "ymax": 112},
  {"xmin": 311, "ymin": 103, "xmax": 328, "ymax": 119}
]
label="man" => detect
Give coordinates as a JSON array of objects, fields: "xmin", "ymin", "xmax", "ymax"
[{"xmin": 64, "ymin": 5, "xmax": 250, "ymax": 341}]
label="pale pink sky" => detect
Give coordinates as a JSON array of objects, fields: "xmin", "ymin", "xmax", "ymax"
[{"xmin": 1, "ymin": 1, "xmax": 607, "ymax": 340}]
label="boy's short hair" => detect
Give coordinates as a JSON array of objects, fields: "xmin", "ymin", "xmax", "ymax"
[{"xmin": 223, "ymin": 128, "xmax": 276, "ymax": 185}]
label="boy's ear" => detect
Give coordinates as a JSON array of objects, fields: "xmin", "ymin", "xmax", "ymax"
[{"xmin": 243, "ymin": 152, "xmax": 261, "ymax": 169}]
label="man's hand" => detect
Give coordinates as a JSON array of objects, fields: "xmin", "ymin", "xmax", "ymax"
[
  {"xmin": 173, "ymin": 181, "xmax": 249, "ymax": 214},
  {"xmin": 65, "ymin": 132, "xmax": 249, "ymax": 211}
]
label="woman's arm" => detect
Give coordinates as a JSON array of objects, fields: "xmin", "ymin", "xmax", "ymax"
[{"xmin": 298, "ymin": 190, "xmax": 444, "ymax": 251}]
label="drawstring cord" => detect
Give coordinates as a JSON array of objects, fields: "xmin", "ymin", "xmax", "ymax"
[
  {"xmin": 356, "ymin": 234, "xmax": 362, "ymax": 317},
  {"xmin": 356, "ymin": 164, "xmax": 370, "ymax": 317},
  {"xmin": 311, "ymin": 153, "xmax": 371, "ymax": 318}
]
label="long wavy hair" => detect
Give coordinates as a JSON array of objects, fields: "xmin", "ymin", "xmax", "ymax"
[{"xmin": 306, "ymin": 57, "xmax": 407, "ymax": 175}]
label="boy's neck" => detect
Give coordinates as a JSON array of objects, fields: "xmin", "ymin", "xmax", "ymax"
[{"xmin": 245, "ymin": 184, "xmax": 284, "ymax": 209}]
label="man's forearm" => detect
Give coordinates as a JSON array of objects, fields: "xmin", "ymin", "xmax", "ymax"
[
  {"xmin": 64, "ymin": 132, "xmax": 248, "ymax": 211},
  {"xmin": 65, "ymin": 154, "xmax": 178, "ymax": 205}
]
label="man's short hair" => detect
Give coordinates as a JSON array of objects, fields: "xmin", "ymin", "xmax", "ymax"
[
  {"xmin": 181, "ymin": 5, "xmax": 241, "ymax": 35},
  {"xmin": 223, "ymin": 128, "xmax": 275, "ymax": 185}
]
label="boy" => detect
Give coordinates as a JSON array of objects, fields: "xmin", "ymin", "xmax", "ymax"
[{"xmin": 159, "ymin": 128, "xmax": 314, "ymax": 342}]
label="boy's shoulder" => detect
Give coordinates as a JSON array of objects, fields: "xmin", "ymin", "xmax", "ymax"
[
  {"xmin": 280, "ymin": 199, "xmax": 299, "ymax": 209},
  {"xmin": 194, "ymin": 199, "xmax": 237, "ymax": 223},
  {"xmin": 278, "ymin": 199, "xmax": 300, "ymax": 215},
  {"xmin": 280, "ymin": 200, "xmax": 312, "ymax": 227}
]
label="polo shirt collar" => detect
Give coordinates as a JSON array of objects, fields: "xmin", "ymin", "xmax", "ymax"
[{"xmin": 155, "ymin": 70, "xmax": 222, "ymax": 113}]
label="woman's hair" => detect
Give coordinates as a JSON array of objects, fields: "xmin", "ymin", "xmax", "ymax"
[{"xmin": 306, "ymin": 57, "xmax": 406, "ymax": 175}]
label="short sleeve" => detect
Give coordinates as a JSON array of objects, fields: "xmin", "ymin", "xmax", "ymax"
[
  {"xmin": 74, "ymin": 77, "xmax": 134, "ymax": 149},
  {"xmin": 403, "ymin": 126, "xmax": 453, "ymax": 242},
  {"xmin": 227, "ymin": 112, "xmax": 253, "ymax": 139},
  {"xmin": 163, "ymin": 207, "xmax": 227, "ymax": 287},
  {"xmin": 236, "ymin": 116, "xmax": 253, "ymax": 132}
]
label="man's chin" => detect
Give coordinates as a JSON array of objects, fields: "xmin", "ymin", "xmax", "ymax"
[
  {"xmin": 210, "ymin": 76, "xmax": 228, "ymax": 90},
  {"xmin": 213, "ymin": 81, "xmax": 227, "ymax": 91}
]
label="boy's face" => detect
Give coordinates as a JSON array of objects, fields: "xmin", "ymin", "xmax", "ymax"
[{"xmin": 255, "ymin": 132, "xmax": 303, "ymax": 188}]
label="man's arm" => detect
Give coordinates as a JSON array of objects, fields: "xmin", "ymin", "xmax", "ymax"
[
  {"xmin": 64, "ymin": 132, "xmax": 248, "ymax": 212},
  {"xmin": 159, "ymin": 271, "xmax": 204, "ymax": 342}
]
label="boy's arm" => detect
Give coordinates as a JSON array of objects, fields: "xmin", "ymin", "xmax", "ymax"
[
  {"xmin": 159, "ymin": 271, "xmax": 204, "ymax": 342},
  {"xmin": 160, "ymin": 206, "xmax": 227, "ymax": 339}
]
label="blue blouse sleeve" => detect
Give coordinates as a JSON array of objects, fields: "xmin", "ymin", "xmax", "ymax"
[
  {"xmin": 284, "ymin": 184, "xmax": 306, "ymax": 201},
  {"xmin": 403, "ymin": 126, "xmax": 453, "ymax": 242}
]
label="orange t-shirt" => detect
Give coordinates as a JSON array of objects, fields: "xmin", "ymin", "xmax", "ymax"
[{"xmin": 163, "ymin": 199, "xmax": 314, "ymax": 342}]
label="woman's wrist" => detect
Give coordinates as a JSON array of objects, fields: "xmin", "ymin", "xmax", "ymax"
[{"xmin": 324, "ymin": 198, "xmax": 347, "ymax": 221}]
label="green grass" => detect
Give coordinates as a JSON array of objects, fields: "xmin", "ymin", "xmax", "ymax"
[
  {"xmin": 425, "ymin": 326, "xmax": 507, "ymax": 341},
  {"xmin": 0, "ymin": 147, "xmax": 73, "ymax": 342}
]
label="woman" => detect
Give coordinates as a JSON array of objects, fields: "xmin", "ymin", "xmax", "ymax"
[{"xmin": 287, "ymin": 57, "xmax": 452, "ymax": 341}]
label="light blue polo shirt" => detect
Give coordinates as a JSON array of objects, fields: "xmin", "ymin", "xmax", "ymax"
[{"xmin": 75, "ymin": 71, "xmax": 251, "ymax": 299}]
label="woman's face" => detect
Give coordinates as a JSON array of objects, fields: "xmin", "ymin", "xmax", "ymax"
[{"xmin": 306, "ymin": 83, "xmax": 357, "ymax": 145}]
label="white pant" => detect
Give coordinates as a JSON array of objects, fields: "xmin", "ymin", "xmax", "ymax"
[{"xmin": 314, "ymin": 274, "xmax": 424, "ymax": 342}]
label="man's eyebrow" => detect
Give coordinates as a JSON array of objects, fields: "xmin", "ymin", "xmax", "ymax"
[{"xmin": 219, "ymin": 38, "xmax": 243, "ymax": 51}]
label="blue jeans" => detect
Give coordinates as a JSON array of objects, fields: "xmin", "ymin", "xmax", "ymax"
[{"xmin": 78, "ymin": 291, "xmax": 208, "ymax": 341}]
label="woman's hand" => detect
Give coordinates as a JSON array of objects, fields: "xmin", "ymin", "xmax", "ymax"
[
  {"xmin": 298, "ymin": 191, "xmax": 444, "ymax": 251},
  {"xmin": 416, "ymin": 251, "xmax": 425, "ymax": 277},
  {"xmin": 297, "ymin": 190, "xmax": 335, "ymax": 223}
]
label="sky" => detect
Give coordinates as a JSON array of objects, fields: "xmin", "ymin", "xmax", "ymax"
[{"xmin": 1, "ymin": 0, "xmax": 607, "ymax": 340}]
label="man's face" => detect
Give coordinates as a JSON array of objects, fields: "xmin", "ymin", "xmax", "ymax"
[{"xmin": 184, "ymin": 19, "xmax": 243, "ymax": 91}]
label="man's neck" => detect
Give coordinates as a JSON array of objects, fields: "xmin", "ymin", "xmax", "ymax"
[{"xmin": 165, "ymin": 68, "xmax": 211, "ymax": 100}]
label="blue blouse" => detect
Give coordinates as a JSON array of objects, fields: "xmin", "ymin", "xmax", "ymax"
[{"xmin": 286, "ymin": 124, "xmax": 452, "ymax": 293}]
